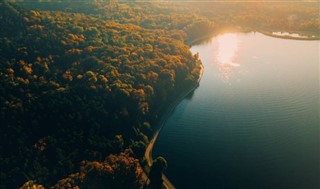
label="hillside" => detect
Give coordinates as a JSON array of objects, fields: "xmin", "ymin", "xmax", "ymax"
[{"xmin": 0, "ymin": 1, "xmax": 207, "ymax": 188}]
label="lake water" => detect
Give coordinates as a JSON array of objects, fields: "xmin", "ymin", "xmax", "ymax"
[{"xmin": 153, "ymin": 32, "xmax": 320, "ymax": 189}]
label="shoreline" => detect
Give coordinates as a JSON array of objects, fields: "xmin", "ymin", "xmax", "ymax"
[
  {"xmin": 259, "ymin": 31, "xmax": 320, "ymax": 41},
  {"xmin": 187, "ymin": 27, "xmax": 320, "ymax": 45},
  {"xmin": 187, "ymin": 32, "xmax": 216, "ymax": 47},
  {"xmin": 144, "ymin": 63, "xmax": 204, "ymax": 189},
  {"xmin": 142, "ymin": 28, "xmax": 318, "ymax": 188}
]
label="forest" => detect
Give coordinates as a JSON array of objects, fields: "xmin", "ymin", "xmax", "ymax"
[
  {"xmin": 0, "ymin": 0, "xmax": 318, "ymax": 189},
  {"xmin": 0, "ymin": 1, "xmax": 206, "ymax": 188},
  {"xmin": 190, "ymin": 1, "xmax": 319, "ymax": 34}
]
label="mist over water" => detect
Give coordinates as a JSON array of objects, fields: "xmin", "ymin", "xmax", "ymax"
[{"xmin": 153, "ymin": 32, "xmax": 320, "ymax": 189}]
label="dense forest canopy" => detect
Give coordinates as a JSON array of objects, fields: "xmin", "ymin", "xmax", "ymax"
[
  {"xmin": 0, "ymin": 0, "xmax": 319, "ymax": 188},
  {"xmin": 0, "ymin": 1, "xmax": 204, "ymax": 188}
]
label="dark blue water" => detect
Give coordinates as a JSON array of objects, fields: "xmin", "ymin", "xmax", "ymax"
[{"xmin": 153, "ymin": 33, "xmax": 320, "ymax": 189}]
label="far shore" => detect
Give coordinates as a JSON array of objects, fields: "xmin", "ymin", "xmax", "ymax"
[
  {"xmin": 188, "ymin": 28, "xmax": 320, "ymax": 46},
  {"xmin": 259, "ymin": 31, "xmax": 320, "ymax": 41}
]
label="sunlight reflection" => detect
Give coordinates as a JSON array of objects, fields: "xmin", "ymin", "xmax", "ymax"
[
  {"xmin": 216, "ymin": 33, "xmax": 240, "ymax": 82},
  {"xmin": 217, "ymin": 33, "xmax": 239, "ymax": 66}
]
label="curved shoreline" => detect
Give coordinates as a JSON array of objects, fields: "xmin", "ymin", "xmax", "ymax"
[
  {"xmin": 144, "ymin": 64, "xmax": 204, "ymax": 189},
  {"xmin": 143, "ymin": 29, "xmax": 318, "ymax": 188}
]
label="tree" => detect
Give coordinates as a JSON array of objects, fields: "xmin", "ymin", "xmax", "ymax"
[
  {"xmin": 149, "ymin": 156, "xmax": 167, "ymax": 189},
  {"xmin": 130, "ymin": 141, "xmax": 146, "ymax": 159}
]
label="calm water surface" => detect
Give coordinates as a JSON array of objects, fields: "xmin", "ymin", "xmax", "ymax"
[{"xmin": 153, "ymin": 32, "xmax": 320, "ymax": 189}]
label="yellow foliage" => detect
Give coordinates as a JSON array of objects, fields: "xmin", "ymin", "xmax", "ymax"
[
  {"xmin": 23, "ymin": 66, "xmax": 33, "ymax": 75},
  {"xmin": 77, "ymin": 74, "xmax": 83, "ymax": 79},
  {"xmin": 7, "ymin": 68, "xmax": 14, "ymax": 74},
  {"xmin": 99, "ymin": 75, "xmax": 108, "ymax": 83},
  {"xmin": 19, "ymin": 60, "xmax": 26, "ymax": 66},
  {"xmin": 57, "ymin": 87, "xmax": 66, "ymax": 92},
  {"xmin": 63, "ymin": 70, "xmax": 73, "ymax": 81},
  {"xmin": 67, "ymin": 34, "xmax": 85, "ymax": 42},
  {"xmin": 66, "ymin": 49, "xmax": 83, "ymax": 54},
  {"xmin": 23, "ymin": 17, "xmax": 30, "ymax": 22},
  {"xmin": 28, "ymin": 25, "xmax": 44, "ymax": 31},
  {"xmin": 31, "ymin": 10, "xmax": 41, "ymax": 17},
  {"xmin": 19, "ymin": 180, "xmax": 45, "ymax": 189},
  {"xmin": 60, "ymin": 40, "xmax": 67, "ymax": 45},
  {"xmin": 17, "ymin": 77, "xmax": 30, "ymax": 85},
  {"xmin": 84, "ymin": 46, "xmax": 99, "ymax": 52}
]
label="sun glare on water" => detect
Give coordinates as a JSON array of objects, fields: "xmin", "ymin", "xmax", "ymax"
[
  {"xmin": 216, "ymin": 33, "xmax": 239, "ymax": 67},
  {"xmin": 215, "ymin": 33, "xmax": 241, "ymax": 82}
]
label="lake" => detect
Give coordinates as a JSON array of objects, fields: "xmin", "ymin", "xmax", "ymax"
[{"xmin": 153, "ymin": 32, "xmax": 320, "ymax": 189}]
